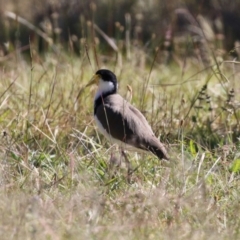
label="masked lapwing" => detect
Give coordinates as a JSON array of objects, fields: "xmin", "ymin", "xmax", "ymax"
[{"xmin": 87, "ymin": 69, "xmax": 169, "ymax": 160}]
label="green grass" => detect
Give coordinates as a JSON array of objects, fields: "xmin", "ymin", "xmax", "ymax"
[{"xmin": 1, "ymin": 49, "xmax": 240, "ymax": 240}]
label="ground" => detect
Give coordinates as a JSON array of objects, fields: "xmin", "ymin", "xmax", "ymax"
[{"xmin": 0, "ymin": 50, "xmax": 240, "ymax": 239}]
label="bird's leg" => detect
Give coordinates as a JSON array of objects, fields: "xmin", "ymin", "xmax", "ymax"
[
  {"xmin": 121, "ymin": 150, "xmax": 133, "ymax": 183},
  {"xmin": 109, "ymin": 151, "xmax": 121, "ymax": 178}
]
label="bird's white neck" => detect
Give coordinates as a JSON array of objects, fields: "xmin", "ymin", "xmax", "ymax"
[{"xmin": 94, "ymin": 79, "xmax": 117, "ymax": 101}]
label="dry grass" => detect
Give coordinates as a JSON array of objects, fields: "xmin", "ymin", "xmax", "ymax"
[{"xmin": 0, "ymin": 47, "xmax": 240, "ymax": 240}]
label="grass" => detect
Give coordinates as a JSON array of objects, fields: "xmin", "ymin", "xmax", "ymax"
[{"xmin": 0, "ymin": 47, "xmax": 240, "ymax": 240}]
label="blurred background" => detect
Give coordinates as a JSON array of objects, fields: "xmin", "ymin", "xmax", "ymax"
[{"xmin": 1, "ymin": 0, "xmax": 240, "ymax": 64}]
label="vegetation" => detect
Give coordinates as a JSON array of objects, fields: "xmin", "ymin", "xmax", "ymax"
[{"xmin": 1, "ymin": 0, "xmax": 240, "ymax": 239}]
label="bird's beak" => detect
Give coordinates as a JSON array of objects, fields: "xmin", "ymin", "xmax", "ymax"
[{"xmin": 86, "ymin": 74, "xmax": 100, "ymax": 87}]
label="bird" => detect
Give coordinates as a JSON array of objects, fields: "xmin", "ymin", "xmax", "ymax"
[{"xmin": 86, "ymin": 69, "xmax": 169, "ymax": 160}]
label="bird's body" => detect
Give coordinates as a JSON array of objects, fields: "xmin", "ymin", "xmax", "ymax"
[{"xmin": 88, "ymin": 69, "xmax": 169, "ymax": 160}]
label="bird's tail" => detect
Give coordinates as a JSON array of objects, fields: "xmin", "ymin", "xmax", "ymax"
[
  {"xmin": 150, "ymin": 146, "xmax": 169, "ymax": 160},
  {"xmin": 148, "ymin": 138, "xmax": 169, "ymax": 160}
]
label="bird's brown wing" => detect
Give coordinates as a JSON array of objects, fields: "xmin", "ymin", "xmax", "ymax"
[{"xmin": 95, "ymin": 94, "xmax": 169, "ymax": 160}]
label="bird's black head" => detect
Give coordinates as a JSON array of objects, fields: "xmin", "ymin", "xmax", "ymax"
[
  {"xmin": 95, "ymin": 69, "xmax": 117, "ymax": 87},
  {"xmin": 93, "ymin": 69, "xmax": 118, "ymax": 113}
]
